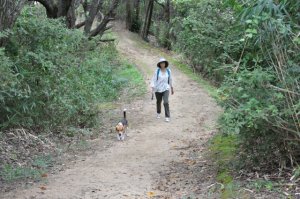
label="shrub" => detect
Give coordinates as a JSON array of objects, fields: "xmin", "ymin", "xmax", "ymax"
[
  {"xmin": 173, "ymin": 0, "xmax": 300, "ymax": 170},
  {"xmin": 153, "ymin": 21, "xmax": 171, "ymax": 49},
  {"xmin": 0, "ymin": 7, "xmax": 125, "ymax": 131},
  {"xmin": 218, "ymin": 0, "xmax": 300, "ymax": 169},
  {"xmin": 171, "ymin": 0, "xmax": 243, "ymax": 83}
]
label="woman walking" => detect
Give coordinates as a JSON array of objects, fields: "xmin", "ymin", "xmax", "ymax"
[{"xmin": 151, "ymin": 58, "xmax": 174, "ymax": 122}]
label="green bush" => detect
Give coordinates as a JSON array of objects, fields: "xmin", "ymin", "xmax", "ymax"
[
  {"xmin": 218, "ymin": 0, "xmax": 300, "ymax": 169},
  {"xmin": 0, "ymin": 164, "xmax": 42, "ymax": 182},
  {"xmin": 172, "ymin": 0, "xmax": 300, "ymax": 170},
  {"xmin": 130, "ymin": 17, "xmax": 142, "ymax": 33},
  {"xmin": 171, "ymin": 0, "xmax": 243, "ymax": 83},
  {"xmin": 218, "ymin": 69, "xmax": 288, "ymax": 168},
  {"xmin": 153, "ymin": 21, "xmax": 171, "ymax": 49},
  {"xmin": 0, "ymin": 7, "xmax": 125, "ymax": 131}
]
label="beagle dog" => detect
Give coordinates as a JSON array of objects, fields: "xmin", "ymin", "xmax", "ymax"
[{"xmin": 116, "ymin": 109, "xmax": 128, "ymax": 141}]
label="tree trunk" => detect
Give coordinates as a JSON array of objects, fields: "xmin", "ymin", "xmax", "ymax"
[
  {"xmin": 84, "ymin": 0, "xmax": 103, "ymax": 34},
  {"xmin": 164, "ymin": 0, "xmax": 170, "ymax": 23},
  {"xmin": 0, "ymin": 0, "xmax": 26, "ymax": 46},
  {"xmin": 127, "ymin": 0, "xmax": 141, "ymax": 32},
  {"xmin": 89, "ymin": 0, "xmax": 120, "ymax": 38},
  {"xmin": 27, "ymin": 0, "xmax": 118, "ymax": 38},
  {"xmin": 134, "ymin": 0, "xmax": 140, "ymax": 21},
  {"xmin": 141, "ymin": 0, "xmax": 154, "ymax": 41},
  {"xmin": 82, "ymin": 0, "xmax": 90, "ymax": 18},
  {"xmin": 29, "ymin": 0, "xmax": 76, "ymax": 28},
  {"xmin": 66, "ymin": 0, "xmax": 77, "ymax": 28},
  {"xmin": 126, "ymin": 0, "xmax": 132, "ymax": 29},
  {"xmin": 132, "ymin": 0, "xmax": 140, "ymax": 32},
  {"xmin": 164, "ymin": 0, "xmax": 171, "ymax": 49}
]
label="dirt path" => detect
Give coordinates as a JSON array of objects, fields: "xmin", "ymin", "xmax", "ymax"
[{"xmin": 2, "ymin": 26, "xmax": 221, "ymax": 199}]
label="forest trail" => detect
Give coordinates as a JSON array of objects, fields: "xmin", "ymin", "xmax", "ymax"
[{"xmin": 2, "ymin": 25, "xmax": 221, "ymax": 199}]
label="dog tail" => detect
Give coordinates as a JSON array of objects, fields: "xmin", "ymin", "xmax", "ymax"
[{"xmin": 123, "ymin": 109, "xmax": 127, "ymax": 119}]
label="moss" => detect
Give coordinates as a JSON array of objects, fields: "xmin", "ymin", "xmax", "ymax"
[
  {"xmin": 210, "ymin": 134, "xmax": 238, "ymax": 198},
  {"xmin": 217, "ymin": 171, "xmax": 233, "ymax": 184}
]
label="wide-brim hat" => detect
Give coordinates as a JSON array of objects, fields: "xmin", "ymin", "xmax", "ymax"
[{"xmin": 157, "ymin": 58, "xmax": 169, "ymax": 68}]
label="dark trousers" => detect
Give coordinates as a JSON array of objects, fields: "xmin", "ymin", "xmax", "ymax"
[{"xmin": 155, "ymin": 90, "xmax": 170, "ymax": 118}]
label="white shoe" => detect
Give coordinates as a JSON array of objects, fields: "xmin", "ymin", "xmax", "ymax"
[
  {"xmin": 156, "ymin": 114, "xmax": 161, "ymax": 119},
  {"xmin": 165, "ymin": 118, "xmax": 170, "ymax": 122}
]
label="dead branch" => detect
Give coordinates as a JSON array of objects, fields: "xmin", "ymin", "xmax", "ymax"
[
  {"xmin": 75, "ymin": 20, "xmax": 86, "ymax": 28},
  {"xmin": 89, "ymin": 0, "xmax": 120, "ymax": 38},
  {"xmin": 154, "ymin": 0, "xmax": 165, "ymax": 8},
  {"xmin": 99, "ymin": 39, "xmax": 115, "ymax": 42}
]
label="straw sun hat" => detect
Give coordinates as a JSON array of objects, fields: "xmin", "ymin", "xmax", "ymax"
[{"xmin": 157, "ymin": 58, "xmax": 169, "ymax": 68}]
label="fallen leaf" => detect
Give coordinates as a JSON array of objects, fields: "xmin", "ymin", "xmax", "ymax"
[
  {"xmin": 147, "ymin": 191, "xmax": 155, "ymax": 197},
  {"xmin": 40, "ymin": 186, "xmax": 47, "ymax": 190},
  {"xmin": 184, "ymin": 159, "xmax": 196, "ymax": 165},
  {"xmin": 41, "ymin": 173, "xmax": 48, "ymax": 178}
]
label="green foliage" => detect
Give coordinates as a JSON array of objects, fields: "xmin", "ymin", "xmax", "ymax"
[
  {"xmin": 172, "ymin": 0, "xmax": 299, "ymax": 170},
  {"xmin": 32, "ymin": 155, "xmax": 53, "ymax": 169},
  {"xmin": 210, "ymin": 134, "xmax": 238, "ymax": 172},
  {"xmin": 217, "ymin": 171, "xmax": 233, "ymax": 185},
  {"xmin": 250, "ymin": 179, "xmax": 275, "ymax": 191},
  {"xmin": 0, "ymin": 7, "xmax": 129, "ymax": 131},
  {"xmin": 210, "ymin": 134, "xmax": 238, "ymax": 198},
  {"xmin": 291, "ymin": 166, "xmax": 300, "ymax": 181},
  {"xmin": 153, "ymin": 21, "xmax": 171, "ymax": 49},
  {"xmin": 0, "ymin": 155, "xmax": 53, "ymax": 182},
  {"xmin": 218, "ymin": 68, "xmax": 290, "ymax": 168},
  {"xmin": 0, "ymin": 164, "xmax": 42, "ymax": 182},
  {"xmin": 117, "ymin": 62, "xmax": 147, "ymax": 98},
  {"xmin": 170, "ymin": 57, "xmax": 218, "ymax": 98},
  {"xmin": 171, "ymin": 0, "xmax": 242, "ymax": 83},
  {"xmin": 217, "ymin": 0, "xmax": 300, "ymax": 169},
  {"xmin": 129, "ymin": 17, "xmax": 142, "ymax": 33}
]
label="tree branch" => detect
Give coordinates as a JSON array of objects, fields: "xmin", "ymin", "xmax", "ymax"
[
  {"xmin": 154, "ymin": 0, "xmax": 164, "ymax": 8},
  {"xmin": 84, "ymin": 0, "xmax": 103, "ymax": 34},
  {"xmin": 75, "ymin": 20, "xmax": 86, "ymax": 28},
  {"xmin": 99, "ymin": 39, "xmax": 115, "ymax": 42},
  {"xmin": 89, "ymin": 0, "xmax": 119, "ymax": 38},
  {"xmin": 28, "ymin": 0, "xmax": 54, "ymax": 17},
  {"xmin": 104, "ymin": 25, "xmax": 113, "ymax": 31}
]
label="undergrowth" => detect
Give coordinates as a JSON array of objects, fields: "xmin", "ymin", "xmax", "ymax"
[
  {"xmin": 1, "ymin": 155, "xmax": 53, "ymax": 183},
  {"xmin": 117, "ymin": 61, "xmax": 147, "ymax": 99},
  {"xmin": 210, "ymin": 134, "xmax": 238, "ymax": 198}
]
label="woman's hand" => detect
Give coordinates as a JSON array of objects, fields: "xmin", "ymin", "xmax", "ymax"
[{"xmin": 171, "ymin": 87, "xmax": 174, "ymax": 95}]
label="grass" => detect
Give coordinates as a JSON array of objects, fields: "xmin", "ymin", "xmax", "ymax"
[
  {"xmin": 1, "ymin": 155, "xmax": 53, "ymax": 183},
  {"xmin": 1, "ymin": 165, "xmax": 41, "ymax": 182},
  {"xmin": 117, "ymin": 61, "xmax": 147, "ymax": 99},
  {"xmin": 96, "ymin": 102, "xmax": 118, "ymax": 110},
  {"xmin": 168, "ymin": 58, "xmax": 218, "ymax": 98},
  {"xmin": 249, "ymin": 179, "xmax": 276, "ymax": 191},
  {"xmin": 210, "ymin": 134, "xmax": 238, "ymax": 198},
  {"xmin": 101, "ymin": 30, "xmax": 118, "ymax": 41},
  {"xmin": 32, "ymin": 155, "xmax": 53, "ymax": 169}
]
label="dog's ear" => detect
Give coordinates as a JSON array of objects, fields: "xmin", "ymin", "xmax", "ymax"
[{"xmin": 116, "ymin": 124, "xmax": 124, "ymax": 131}]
